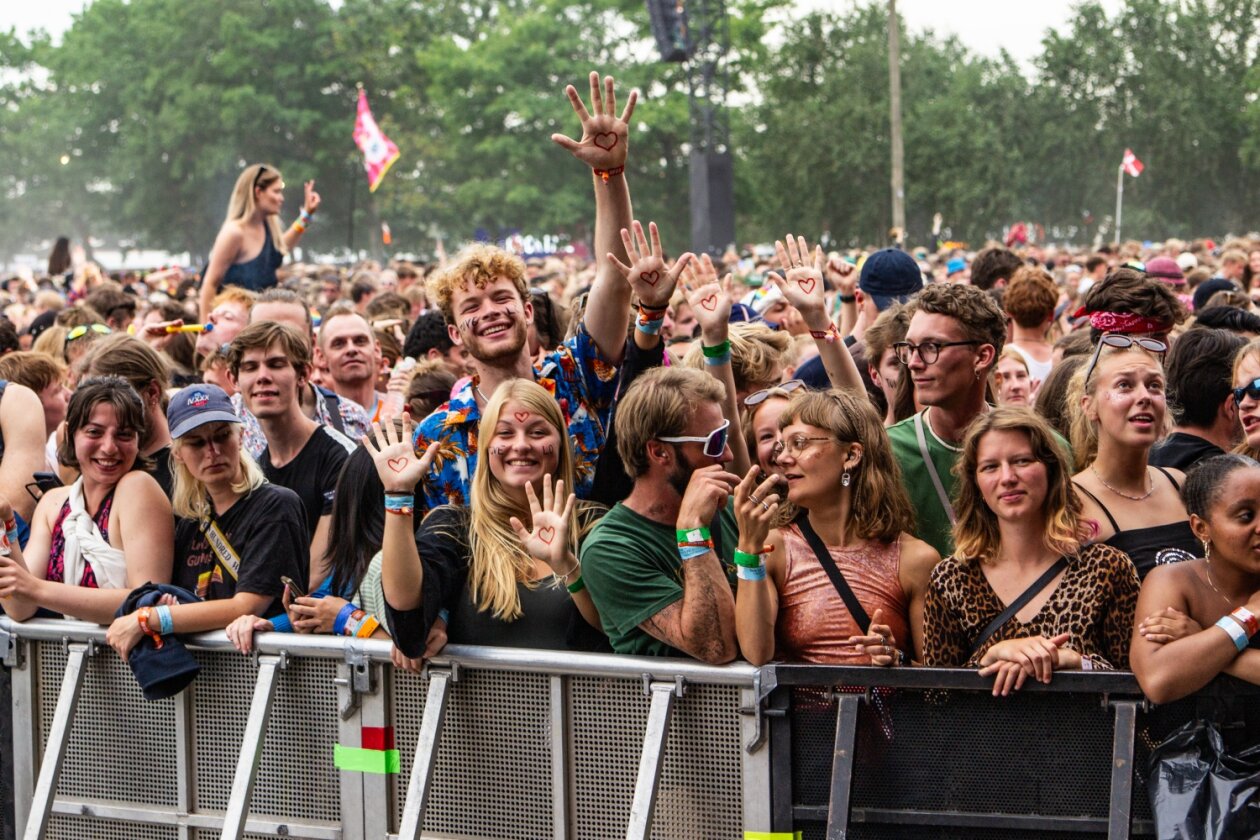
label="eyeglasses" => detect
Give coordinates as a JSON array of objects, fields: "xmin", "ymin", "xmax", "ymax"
[
  {"xmin": 744, "ymin": 379, "xmax": 805, "ymax": 407},
  {"xmin": 1082, "ymin": 333, "xmax": 1168, "ymax": 387},
  {"xmin": 771, "ymin": 434, "xmax": 834, "ymax": 462},
  {"xmin": 658, "ymin": 418, "xmax": 730, "ymax": 458},
  {"xmin": 66, "ymin": 324, "xmax": 111, "ymax": 342},
  {"xmin": 893, "ymin": 340, "xmax": 981, "ymax": 366},
  {"xmin": 1234, "ymin": 377, "xmax": 1260, "ymax": 405}
]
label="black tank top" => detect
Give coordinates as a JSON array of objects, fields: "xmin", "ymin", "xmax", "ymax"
[{"xmin": 1073, "ymin": 467, "xmax": 1199, "ymax": 580}]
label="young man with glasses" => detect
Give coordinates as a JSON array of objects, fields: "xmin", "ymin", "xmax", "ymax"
[
  {"xmin": 579, "ymin": 366, "xmax": 741, "ymax": 663},
  {"xmin": 886, "ymin": 283, "xmax": 1009, "ymax": 557}
]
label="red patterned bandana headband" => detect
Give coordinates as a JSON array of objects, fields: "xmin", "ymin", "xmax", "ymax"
[{"xmin": 1074, "ymin": 309, "xmax": 1171, "ymax": 334}]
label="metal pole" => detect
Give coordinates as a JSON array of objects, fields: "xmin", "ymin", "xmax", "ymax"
[
  {"xmin": 888, "ymin": 0, "xmax": 906, "ymax": 246},
  {"xmin": 1114, "ymin": 165, "xmax": 1124, "ymax": 245}
]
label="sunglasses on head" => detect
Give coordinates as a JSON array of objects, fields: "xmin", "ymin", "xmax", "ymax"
[
  {"xmin": 658, "ymin": 418, "xmax": 731, "ymax": 458},
  {"xmin": 252, "ymin": 164, "xmax": 270, "ymax": 191},
  {"xmin": 1234, "ymin": 377, "xmax": 1260, "ymax": 405},
  {"xmin": 744, "ymin": 379, "xmax": 804, "ymax": 407},
  {"xmin": 66, "ymin": 324, "xmax": 112, "ymax": 341},
  {"xmin": 1082, "ymin": 333, "xmax": 1168, "ymax": 385}
]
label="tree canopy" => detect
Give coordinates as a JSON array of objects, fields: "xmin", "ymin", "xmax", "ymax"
[{"xmin": 1, "ymin": 0, "xmax": 1257, "ymax": 263}]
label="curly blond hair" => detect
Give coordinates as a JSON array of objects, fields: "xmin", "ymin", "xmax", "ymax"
[{"xmin": 426, "ymin": 243, "xmax": 528, "ymax": 324}]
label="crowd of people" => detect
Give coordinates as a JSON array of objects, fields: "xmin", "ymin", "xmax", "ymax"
[{"xmin": 8, "ymin": 72, "xmax": 1260, "ymax": 711}]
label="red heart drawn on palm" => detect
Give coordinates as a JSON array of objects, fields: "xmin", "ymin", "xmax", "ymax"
[
  {"xmin": 797, "ymin": 276, "xmax": 816, "ymax": 294},
  {"xmin": 700, "ymin": 294, "xmax": 718, "ymax": 311},
  {"xmin": 640, "ymin": 270, "xmax": 661, "ymax": 287},
  {"xmin": 387, "ymin": 457, "xmax": 408, "ymax": 473},
  {"xmin": 538, "ymin": 526, "xmax": 556, "ymax": 544},
  {"xmin": 514, "ymin": 411, "xmax": 530, "ymax": 423},
  {"xmin": 592, "ymin": 132, "xmax": 618, "ymax": 151}
]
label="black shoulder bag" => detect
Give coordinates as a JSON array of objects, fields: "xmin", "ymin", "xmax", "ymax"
[
  {"xmin": 966, "ymin": 556, "xmax": 1069, "ymax": 661},
  {"xmin": 795, "ymin": 514, "xmax": 870, "ymax": 632}
]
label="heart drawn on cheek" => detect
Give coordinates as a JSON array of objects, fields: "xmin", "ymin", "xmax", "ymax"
[
  {"xmin": 640, "ymin": 270, "xmax": 660, "ymax": 287},
  {"xmin": 797, "ymin": 277, "xmax": 816, "ymax": 294},
  {"xmin": 700, "ymin": 294, "xmax": 718, "ymax": 311},
  {"xmin": 537, "ymin": 526, "xmax": 556, "ymax": 545},
  {"xmin": 592, "ymin": 133, "xmax": 618, "ymax": 151},
  {"xmin": 514, "ymin": 411, "xmax": 530, "ymax": 423},
  {"xmin": 387, "ymin": 458, "xmax": 408, "ymax": 473}
]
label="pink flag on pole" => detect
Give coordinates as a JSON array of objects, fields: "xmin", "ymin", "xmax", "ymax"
[
  {"xmin": 353, "ymin": 89, "xmax": 400, "ymax": 192},
  {"xmin": 1121, "ymin": 148, "xmax": 1144, "ymax": 177}
]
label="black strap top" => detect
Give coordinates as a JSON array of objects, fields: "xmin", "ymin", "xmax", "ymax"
[{"xmin": 1073, "ymin": 467, "xmax": 1199, "ymax": 579}]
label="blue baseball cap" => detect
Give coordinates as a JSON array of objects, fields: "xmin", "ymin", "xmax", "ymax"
[
  {"xmin": 859, "ymin": 248, "xmax": 923, "ymax": 312},
  {"xmin": 946, "ymin": 257, "xmax": 967, "ymax": 276},
  {"xmin": 167, "ymin": 384, "xmax": 241, "ymax": 439}
]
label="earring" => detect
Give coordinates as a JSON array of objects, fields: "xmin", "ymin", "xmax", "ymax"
[
  {"xmin": 974, "ymin": 368, "xmax": 982, "ymax": 381},
  {"xmin": 841, "ymin": 470, "xmax": 851, "ymax": 488},
  {"xmin": 1203, "ymin": 539, "xmax": 1211, "ymax": 561}
]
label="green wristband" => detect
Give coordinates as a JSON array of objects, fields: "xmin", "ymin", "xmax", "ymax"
[
  {"xmin": 733, "ymin": 549, "xmax": 764, "ymax": 568},
  {"xmin": 676, "ymin": 526, "xmax": 712, "ymax": 543},
  {"xmin": 701, "ymin": 340, "xmax": 731, "ymax": 359},
  {"xmin": 566, "ymin": 575, "xmax": 586, "ymax": 594}
]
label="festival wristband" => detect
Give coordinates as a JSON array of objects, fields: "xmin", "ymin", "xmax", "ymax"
[
  {"xmin": 384, "ymin": 494, "xmax": 414, "ymax": 511},
  {"xmin": 678, "ymin": 545, "xmax": 711, "ymax": 562},
  {"xmin": 736, "ymin": 564, "xmax": 767, "ymax": 581},
  {"xmin": 701, "ymin": 341, "xmax": 731, "ymax": 358},
  {"xmin": 155, "ymin": 605, "xmax": 174, "ymax": 636},
  {"xmin": 809, "ymin": 324, "xmax": 841, "ymax": 344},
  {"xmin": 355, "ymin": 615, "xmax": 381, "ymax": 639},
  {"xmin": 1231, "ymin": 606, "xmax": 1260, "ymax": 637},
  {"xmin": 1216, "ymin": 616, "xmax": 1249, "ymax": 652},
  {"xmin": 636, "ymin": 315, "xmax": 664, "ymax": 336},
  {"xmin": 566, "ymin": 575, "xmax": 586, "ymax": 594},
  {"xmin": 437, "ymin": 608, "xmax": 450, "ymax": 625},
  {"xmin": 838, "ymin": 294, "xmax": 856, "ymax": 303},
  {"xmin": 704, "ymin": 352, "xmax": 731, "ymax": 367},
  {"xmin": 733, "ymin": 549, "xmax": 765, "ymax": 568},
  {"xmin": 593, "ymin": 165, "xmax": 624, "ymax": 184},
  {"xmin": 333, "ymin": 603, "xmax": 358, "ymax": 636},
  {"xmin": 138, "ymin": 608, "xmax": 163, "ymax": 649},
  {"xmin": 676, "ymin": 526, "xmax": 711, "ymax": 543},
  {"xmin": 300, "ymin": 209, "xmax": 314, "ymax": 224},
  {"xmin": 342, "ymin": 609, "xmax": 368, "ymax": 638}
]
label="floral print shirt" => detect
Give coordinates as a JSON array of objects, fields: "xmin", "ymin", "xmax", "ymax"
[{"xmin": 412, "ymin": 326, "xmax": 619, "ymax": 510}]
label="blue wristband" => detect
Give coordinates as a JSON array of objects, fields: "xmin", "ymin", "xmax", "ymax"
[
  {"xmin": 677, "ymin": 544, "xmax": 711, "ymax": 562},
  {"xmin": 437, "ymin": 608, "xmax": 450, "ymax": 624},
  {"xmin": 636, "ymin": 316, "xmax": 664, "ymax": 336},
  {"xmin": 270, "ymin": 613, "xmax": 294, "ymax": 633},
  {"xmin": 384, "ymin": 494, "xmax": 415, "ymax": 512},
  {"xmin": 703, "ymin": 352, "xmax": 731, "ymax": 366},
  {"xmin": 1216, "ymin": 615, "xmax": 1249, "ymax": 652},
  {"xmin": 736, "ymin": 564, "xmax": 767, "ymax": 581},
  {"xmin": 333, "ymin": 603, "xmax": 358, "ymax": 636},
  {"xmin": 155, "ymin": 605, "xmax": 174, "ymax": 635}
]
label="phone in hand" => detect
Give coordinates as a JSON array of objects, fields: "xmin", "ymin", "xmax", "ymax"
[{"xmin": 280, "ymin": 576, "xmax": 305, "ymax": 599}]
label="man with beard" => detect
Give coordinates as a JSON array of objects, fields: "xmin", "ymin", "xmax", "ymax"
[
  {"xmin": 410, "ymin": 71, "xmax": 639, "ymax": 509},
  {"xmin": 578, "ymin": 367, "xmax": 740, "ymax": 663}
]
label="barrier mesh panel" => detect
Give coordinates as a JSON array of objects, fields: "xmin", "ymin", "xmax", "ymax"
[
  {"xmin": 47, "ymin": 815, "xmax": 179, "ymax": 839},
  {"xmin": 571, "ymin": 678, "xmax": 743, "ymax": 840},
  {"xmin": 804, "ymin": 827, "xmax": 1097, "ymax": 840},
  {"xmin": 35, "ymin": 641, "xmax": 179, "ymax": 807},
  {"xmin": 393, "ymin": 667, "xmax": 554, "ymax": 840},
  {"xmin": 191, "ymin": 650, "xmax": 340, "ymax": 824},
  {"xmin": 791, "ymin": 687, "xmax": 1115, "ymax": 838}
]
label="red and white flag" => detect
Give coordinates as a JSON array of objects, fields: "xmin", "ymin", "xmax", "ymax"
[
  {"xmin": 353, "ymin": 89, "xmax": 400, "ymax": 193},
  {"xmin": 1121, "ymin": 148, "xmax": 1144, "ymax": 177}
]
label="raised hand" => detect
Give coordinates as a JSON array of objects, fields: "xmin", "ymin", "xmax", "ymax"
[
  {"xmin": 825, "ymin": 254, "xmax": 858, "ymax": 298},
  {"xmin": 608, "ymin": 221, "xmax": 693, "ymax": 309},
  {"xmin": 768, "ymin": 234, "xmax": 827, "ymax": 317},
  {"xmin": 848, "ymin": 608, "xmax": 903, "ymax": 667},
  {"xmin": 681, "ymin": 254, "xmax": 733, "ymax": 341},
  {"xmin": 362, "ymin": 416, "xmax": 438, "ymax": 494},
  {"xmin": 303, "ymin": 180, "xmax": 321, "ymax": 215},
  {"xmin": 677, "ymin": 464, "xmax": 741, "ymax": 531},
  {"xmin": 509, "ymin": 474, "xmax": 576, "ymax": 572},
  {"xmin": 550, "ymin": 71, "xmax": 637, "ymax": 175}
]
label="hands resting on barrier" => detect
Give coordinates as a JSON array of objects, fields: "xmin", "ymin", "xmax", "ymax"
[{"xmin": 223, "ymin": 610, "xmax": 448, "ymax": 673}]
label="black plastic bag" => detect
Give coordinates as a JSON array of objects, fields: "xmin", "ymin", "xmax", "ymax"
[{"xmin": 1148, "ymin": 718, "xmax": 1260, "ymax": 840}]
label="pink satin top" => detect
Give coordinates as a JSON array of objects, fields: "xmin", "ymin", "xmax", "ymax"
[{"xmin": 775, "ymin": 525, "xmax": 910, "ymax": 664}]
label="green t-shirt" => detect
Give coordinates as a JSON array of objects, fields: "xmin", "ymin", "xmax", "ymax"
[
  {"xmin": 579, "ymin": 501, "xmax": 737, "ymax": 657},
  {"xmin": 888, "ymin": 409, "xmax": 1069, "ymax": 558}
]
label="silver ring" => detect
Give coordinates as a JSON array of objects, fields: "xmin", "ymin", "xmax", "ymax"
[
  {"xmin": 747, "ymin": 493, "xmax": 761, "ymax": 505},
  {"xmin": 760, "ymin": 500, "xmax": 771, "ymax": 512}
]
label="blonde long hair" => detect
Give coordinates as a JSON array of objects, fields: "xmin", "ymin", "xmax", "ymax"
[
  {"xmin": 1233, "ymin": 339, "xmax": 1260, "ymax": 460},
  {"xmin": 170, "ymin": 424, "xmax": 266, "ymax": 520},
  {"xmin": 225, "ymin": 164, "xmax": 288, "ymax": 256},
  {"xmin": 468, "ymin": 379, "xmax": 579, "ymax": 621},
  {"xmin": 1067, "ymin": 341, "xmax": 1168, "ymax": 471}
]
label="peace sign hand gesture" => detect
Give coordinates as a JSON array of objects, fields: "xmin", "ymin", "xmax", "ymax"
[
  {"xmin": 303, "ymin": 180, "xmax": 321, "ymax": 215},
  {"xmin": 608, "ymin": 221, "xmax": 693, "ymax": 310},
  {"xmin": 681, "ymin": 254, "xmax": 733, "ymax": 343},
  {"xmin": 551, "ymin": 71, "xmax": 637, "ymax": 173},
  {"xmin": 509, "ymin": 474, "xmax": 576, "ymax": 572},
  {"xmin": 362, "ymin": 417, "xmax": 438, "ymax": 494},
  {"xmin": 767, "ymin": 234, "xmax": 827, "ymax": 317}
]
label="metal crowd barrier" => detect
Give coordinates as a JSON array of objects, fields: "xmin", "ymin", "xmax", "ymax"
[{"xmin": 0, "ymin": 616, "xmax": 1186, "ymax": 839}]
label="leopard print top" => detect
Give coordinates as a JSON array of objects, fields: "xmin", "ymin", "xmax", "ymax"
[{"xmin": 922, "ymin": 543, "xmax": 1139, "ymax": 669}]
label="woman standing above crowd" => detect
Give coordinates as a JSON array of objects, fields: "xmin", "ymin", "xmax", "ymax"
[
  {"xmin": 733, "ymin": 389, "xmax": 938, "ymax": 666},
  {"xmin": 1068, "ymin": 332, "xmax": 1198, "ymax": 578},
  {"xmin": 924, "ymin": 409, "xmax": 1139, "ymax": 695},
  {"xmin": 199, "ymin": 163, "xmax": 321, "ymax": 319}
]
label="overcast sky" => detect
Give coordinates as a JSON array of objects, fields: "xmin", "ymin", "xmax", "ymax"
[{"xmin": 8, "ymin": 0, "xmax": 1123, "ymax": 67}]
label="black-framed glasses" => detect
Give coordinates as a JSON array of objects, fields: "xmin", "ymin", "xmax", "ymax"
[
  {"xmin": 1082, "ymin": 333, "xmax": 1168, "ymax": 386},
  {"xmin": 744, "ymin": 379, "xmax": 805, "ymax": 407},
  {"xmin": 253, "ymin": 164, "xmax": 270, "ymax": 191},
  {"xmin": 771, "ymin": 434, "xmax": 834, "ymax": 462},
  {"xmin": 658, "ymin": 418, "xmax": 730, "ymax": 458},
  {"xmin": 66, "ymin": 323, "xmax": 111, "ymax": 342},
  {"xmin": 893, "ymin": 340, "xmax": 981, "ymax": 366},
  {"xmin": 1234, "ymin": 377, "xmax": 1260, "ymax": 405}
]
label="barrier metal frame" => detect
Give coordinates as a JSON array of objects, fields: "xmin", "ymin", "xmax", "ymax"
[{"xmin": 1, "ymin": 616, "xmax": 771, "ymax": 840}]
